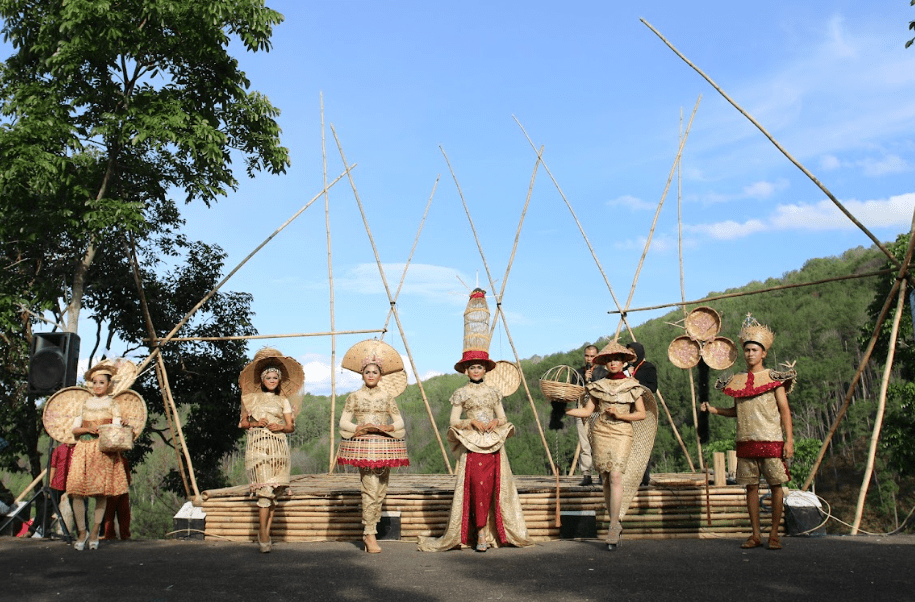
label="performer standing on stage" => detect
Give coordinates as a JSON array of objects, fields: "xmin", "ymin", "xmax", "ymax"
[
  {"xmin": 702, "ymin": 314, "xmax": 795, "ymax": 550},
  {"xmin": 572, "ymin": 345, "xmax": 607, "ymax": 486},
  {"xmin": 239, "ymin": 348, "xmax": 303, "ymax": 553},
  {"xmin": 626, "ymin": 341, "xmax": 658, "ymax": 486},
  {"xmin": 337, "ymin": 340, "xmax": 409, "ymax": 554},
  {"xmin": 566, "ymin": 341, "xmax": 655, "ymax": 550},
  {"xmin": 418, "ymin": 289, "xmax": 532, "ymax": 553},
  {"xmin": 67, "ymin": 363, "xmax": 130, "ymax": 551}
]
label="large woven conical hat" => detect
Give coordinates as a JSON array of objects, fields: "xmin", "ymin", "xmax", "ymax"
[
  {"xmin": 618, "ymin": 388, "xmax": 658, "ymax": 519},
  {"xmin": 342, "ymin": 339, "xmax": 404, "ymax": 376},
  {"xmin": 239, "ymin": 348, "xmax": 305, "ymax": 399},
  {"xmin": 593, "ymin": 341, "xmax": 637, "ymax": 366},
  {"xmin": 42, "ymin": 386, "xmax": 91, "ymax": 444}
]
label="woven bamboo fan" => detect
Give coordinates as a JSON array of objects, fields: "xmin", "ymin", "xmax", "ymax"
[
  {"xmin": 668, "ymin": 336, "xmax": 701, "ymax": 369},
  {"xmin": 378, "ymin": 370, "xmax": 408, "ymax": 399},
  {"xmin": 42, "ymin": 386, "xmax": 91, "ymax": 444},
  {"xmin": 538, "ymin": 365, "xmax": 585, "ymax": 403},
  {"xmin": 684, "ymin": 306, "xmax": 721, "ymax": 342},
  {"xmin": 700, "ymin": 336, "xmax": 738, "ymax": 370},
  {"xmin": 114, "ymin": 390, "xmax": 148, "ymax": 440},
  {"xmin": 110, "ymin": 359, "xmax": 138, "ymax": 395},
  {"xmin": 483, "ymin": 360, "xmax": 521, "ymax": 397}
]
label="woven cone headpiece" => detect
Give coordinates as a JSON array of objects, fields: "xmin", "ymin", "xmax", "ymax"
[
  {"xmin": 454, "ymin": 288, "xmax": 497, "ymax": 373},
  {"xmin": 739, "ymin": 314, "xmax": 774, "ymax": 350}
]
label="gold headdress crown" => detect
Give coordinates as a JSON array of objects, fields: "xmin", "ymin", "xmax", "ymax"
[{"xmin": 739, "ymin": 314, "xmax": 774, "ymax": 350}]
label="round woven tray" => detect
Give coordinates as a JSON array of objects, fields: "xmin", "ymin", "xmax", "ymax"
[
  {"xmin": 668, "ymin": 335, "xmax": 701, "ymax": 369},
  {"xmin": 685, "ymin": 306, "xmax": 721, "ymax": 342},
  {"xmin": 378, "ymin": 370, "xmax": 408, "ymax": 399},
  {"xmin": 42, "ymin": 386, "xmax": 91, "ymax": 444},
  {"xmin": 484, "ymin": 360, "xmax": 521, "ymax": 397},
  {"xmin": 342, "ymin": 339, "xmax": 404, "ymax": 375},
  {"xmin": 538, "ymin": 365, "xmax": 585, "ymax": 403},
  {"xmin": 700, "ymin": 336, "xmax": 738, "ymax": 370}
]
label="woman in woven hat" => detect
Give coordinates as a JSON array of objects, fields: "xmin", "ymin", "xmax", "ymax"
[
  {"xmin": 566, "ymin": 341, "xmax": 652, "ymax": 550},
  {"xmin": 238, "ymin": 349, "xmax": 303, "ymax": 553},
  {"xmin": 337, "ymin": 343, "xmax": 408, "ymax": 554},
  {"xmin": 418, "ymin": 289, "xmax": 532, "ymax": 553},
  {"xmin": 66, "ymin": 363, "xmax": 130, "ymax": 551}
]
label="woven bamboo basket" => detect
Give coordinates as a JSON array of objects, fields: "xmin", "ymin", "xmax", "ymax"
[{"xmin": 538, "ymin": 365, "xmax": 585, "ymax": 403}]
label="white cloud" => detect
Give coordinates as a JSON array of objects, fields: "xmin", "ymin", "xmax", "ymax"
[
  {"xmin": 689, "ymin": 192, "xmax": 915, "ymax": 239},
  {"xmin": 296, "ymin": 350, "xmax": 437, "ymax": 396},
  {"xmin": 698, "ymin": 179, "xmax": 789, "ymax": 204},
  {"xmin": 606, "ymin": 194, "xmax": 656, "ymax": 211},
  {"xmin": 614, "ymin": 233, "xmax": 683, "ymax": 253},
  {"xmin": 858, "ymin": 154, "xmax": 911, "ymax": 177},
  {"xmin": 820, "ymin": 155, "xmax": 841, "ymax": 171},
  {"xmin": 331, "ymin": 263, "xmax": 468, "ymax": 301}
]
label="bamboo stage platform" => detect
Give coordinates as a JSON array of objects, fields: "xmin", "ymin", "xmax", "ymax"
[{"xmin": 201, "ymin": 472, "xmax": 784, "ymax": 543}]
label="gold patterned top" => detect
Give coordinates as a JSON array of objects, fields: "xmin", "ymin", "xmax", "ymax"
[
  {"xmin": 240, "ymin": 391, "xmax": 292, "ymax": 427},
  {"xmin": 72, "ymin": 395, "xmax": 121, "ymax": 429},
  {"xmin": 715, "ymin": 369, "xmax": 795, "ymax": 442},
  {"xmin": 586, "ymin": 377, "xmax": 646, "ymax": 426},
  {"xmin": 340, "ymin": 385, "xmax": 405, "ymax": 439},
  {"xmin": 447, "ymin": 382, "xmax": 514, "ymax": 454}
]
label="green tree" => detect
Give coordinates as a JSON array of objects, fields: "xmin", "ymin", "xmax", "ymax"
[{"xmin": 0, "ymin": 0, "xmax": 288, "ymax": 481}]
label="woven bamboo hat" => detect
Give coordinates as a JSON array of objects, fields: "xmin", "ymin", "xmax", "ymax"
[
  {"xmin": 739, "ymin": 313, "xmax": 774, "ymax": 350},
  {"xmin": 454, "ymin": 288, "xmax": 497, "ymax": 373},
  {"xmin": 593, "ymin": 341, "xmax": 637, "ymax": 366},
  {"xmin": 239, "ymin": 347, "xmax": 305, "ymax": 398},
  {"xmin": 342, "ymin": 339, "xmax": 404, "ymax": 376}
]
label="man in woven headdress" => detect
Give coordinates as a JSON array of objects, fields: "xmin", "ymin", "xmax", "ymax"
[{"xmin": 702, "ymin": 315, "xmax": 795, "ymax": 550}]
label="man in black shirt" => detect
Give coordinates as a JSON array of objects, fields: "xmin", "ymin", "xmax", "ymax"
[{"xmin": 627, "ymin": 341, "xmax": 657, "ymax": 486}]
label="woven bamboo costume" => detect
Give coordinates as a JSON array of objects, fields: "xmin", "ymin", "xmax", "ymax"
[
  {"xmin": 418, "ymin": 289, "xmax": 532, "ymax": 551},
  {"xmin": 241, "ymin": 391, "xmax": 293, "ymax": 507},
  {"xmin": 66, "ymin": 395, "xmax": 129, "ymax": 498},
  {"xmin": 339, "ymin": 384, "xmax": 408, "ymax": 535}
]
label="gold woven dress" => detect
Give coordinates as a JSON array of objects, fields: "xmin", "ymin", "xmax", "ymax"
[
  {"xmin": 338, "ymin": 386, "xmax": 408, "ymax": 535},
  {"xmin": 241, "ymin": 391, "xmax": 292, "ymax": 508},
  {"xmin": 417, "ymin": 381, "xmax": 532, "ymax": 551},
  {"xmin": 67, "ymin": 395, "xmax": 129, "ymax": 497}
]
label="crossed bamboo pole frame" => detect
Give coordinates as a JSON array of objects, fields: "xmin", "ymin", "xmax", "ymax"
[{"xmin": 642, "ymin": 19, "xmax": 915, "ymax": 530}]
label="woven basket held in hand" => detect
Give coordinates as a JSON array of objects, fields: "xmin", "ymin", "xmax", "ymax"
[{"xmin": 539, "ymin": 365, "xmax": 586, "ymax": 403}]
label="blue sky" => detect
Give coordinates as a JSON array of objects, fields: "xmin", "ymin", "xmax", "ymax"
[{"xmin": 37, "ymin": 2, "xmax": 915, "ymax": 394}]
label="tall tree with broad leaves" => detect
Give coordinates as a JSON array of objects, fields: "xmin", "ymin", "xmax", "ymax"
[{"xmin": 0, "ymin": 0, "xmax": 289, "ymax": 480}]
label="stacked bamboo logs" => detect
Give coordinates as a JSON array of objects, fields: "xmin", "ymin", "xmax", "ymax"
[{"xmin": 202, "ymin": 472, "xmax": 783, "ymax": 543}]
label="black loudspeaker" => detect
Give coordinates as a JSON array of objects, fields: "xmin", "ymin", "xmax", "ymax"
[{"xmin": 28, "ymin": 333, "xmax": 80, "ymax": 395}]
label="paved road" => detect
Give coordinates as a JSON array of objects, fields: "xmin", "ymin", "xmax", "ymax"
[{"xmin": 4, "ymin": 535, "xmax": 915, "ymax": 602}]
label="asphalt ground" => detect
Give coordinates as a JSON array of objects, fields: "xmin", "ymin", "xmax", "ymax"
[{"xmin": 4, "ymin": 534, "xmax": 915, "ymax": 602}]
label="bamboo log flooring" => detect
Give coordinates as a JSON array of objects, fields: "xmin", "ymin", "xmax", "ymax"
[{"xmin": 201, "ymin": 472, "xmax": 782, "ymax": 543}]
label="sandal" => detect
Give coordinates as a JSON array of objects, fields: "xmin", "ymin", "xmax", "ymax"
[
  {"xmin": 73, "ymin": 532, "xmax": 89, "ymax": 551},
  {"xmin": 258, "ymin": 536, "xmax": 272, "ymax": 553},
  {"xmin": 476, "ymin": 535, "xmax": 488, "ymax": 553},
  {"xmin": 607, "ymin": 523, "xmax": 623, "ymax": 550},
  {"xmin": 741, "ymin": 536, "xmax": 762, "ymax": 549},
  {"xmin": 767, "ymin": 534, "xmax": 782, "ymax": 550},
  {"xmin": 363, "ymin": 535, "xmax": 381, "ymax": 554}
]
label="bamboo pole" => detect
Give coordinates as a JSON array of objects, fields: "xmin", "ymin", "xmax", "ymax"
[
  {"xmin": 155, "ymin": 353, "xmax": 203, "ymax": 504},
  {"xmin": 439, "ymin": 146, "xmax": 557, "ymax": 477},
  {"xmin": 851, "ymin": 280, "xmax": 906, "ymax": 534},
  {"xmin": 143, "ymin": 329, "xmax": 385, "ymax": 343},
  {"xmin": 135, "ymin": 170, "xmax": 352, "ymax": 375},
  {"xmin": 512, "ymin": 116, "xmax": 633, "ymax": 334},
  {"xmin": 122, "ymin": 236, "xmax": 191, "ymax": 498},
  {"xmin": 609, "ymin": 269, "xmax": 896, "ymax": 315},
  {"xmin": 567, "ymin": 443, "xmax": 581, "ymax": 477},
  {"xmin": 13, "ymin": 470, "xmax": 46, "ymax": 504},
  {"xmin": 613, "ymin": 96, "xmax": 700, "ymax": 340},
  {"xmin": 489, "ymin": 146, "xmax": 543, "ymax": 336},
  {"xmin": 322, "ymin": 94, "xmax": 339, "ymax": 474},
  {"xmin": 331, "ymin": 125, "xmax": 452, "ymax": 474},
  {"xmin": 382, "ymin": 177, "xmax": 440, "ymax": 337},
  {"xmin": 802, "ymin": 211, "xmax": 915, "ymax": 490},
  {"xmin": 641, "ymin": 19, "xmax": 911, "ymax": 284},
  {"xmin": 512, "ymin": 118, "xmax": 694, "ymax": 470}
]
